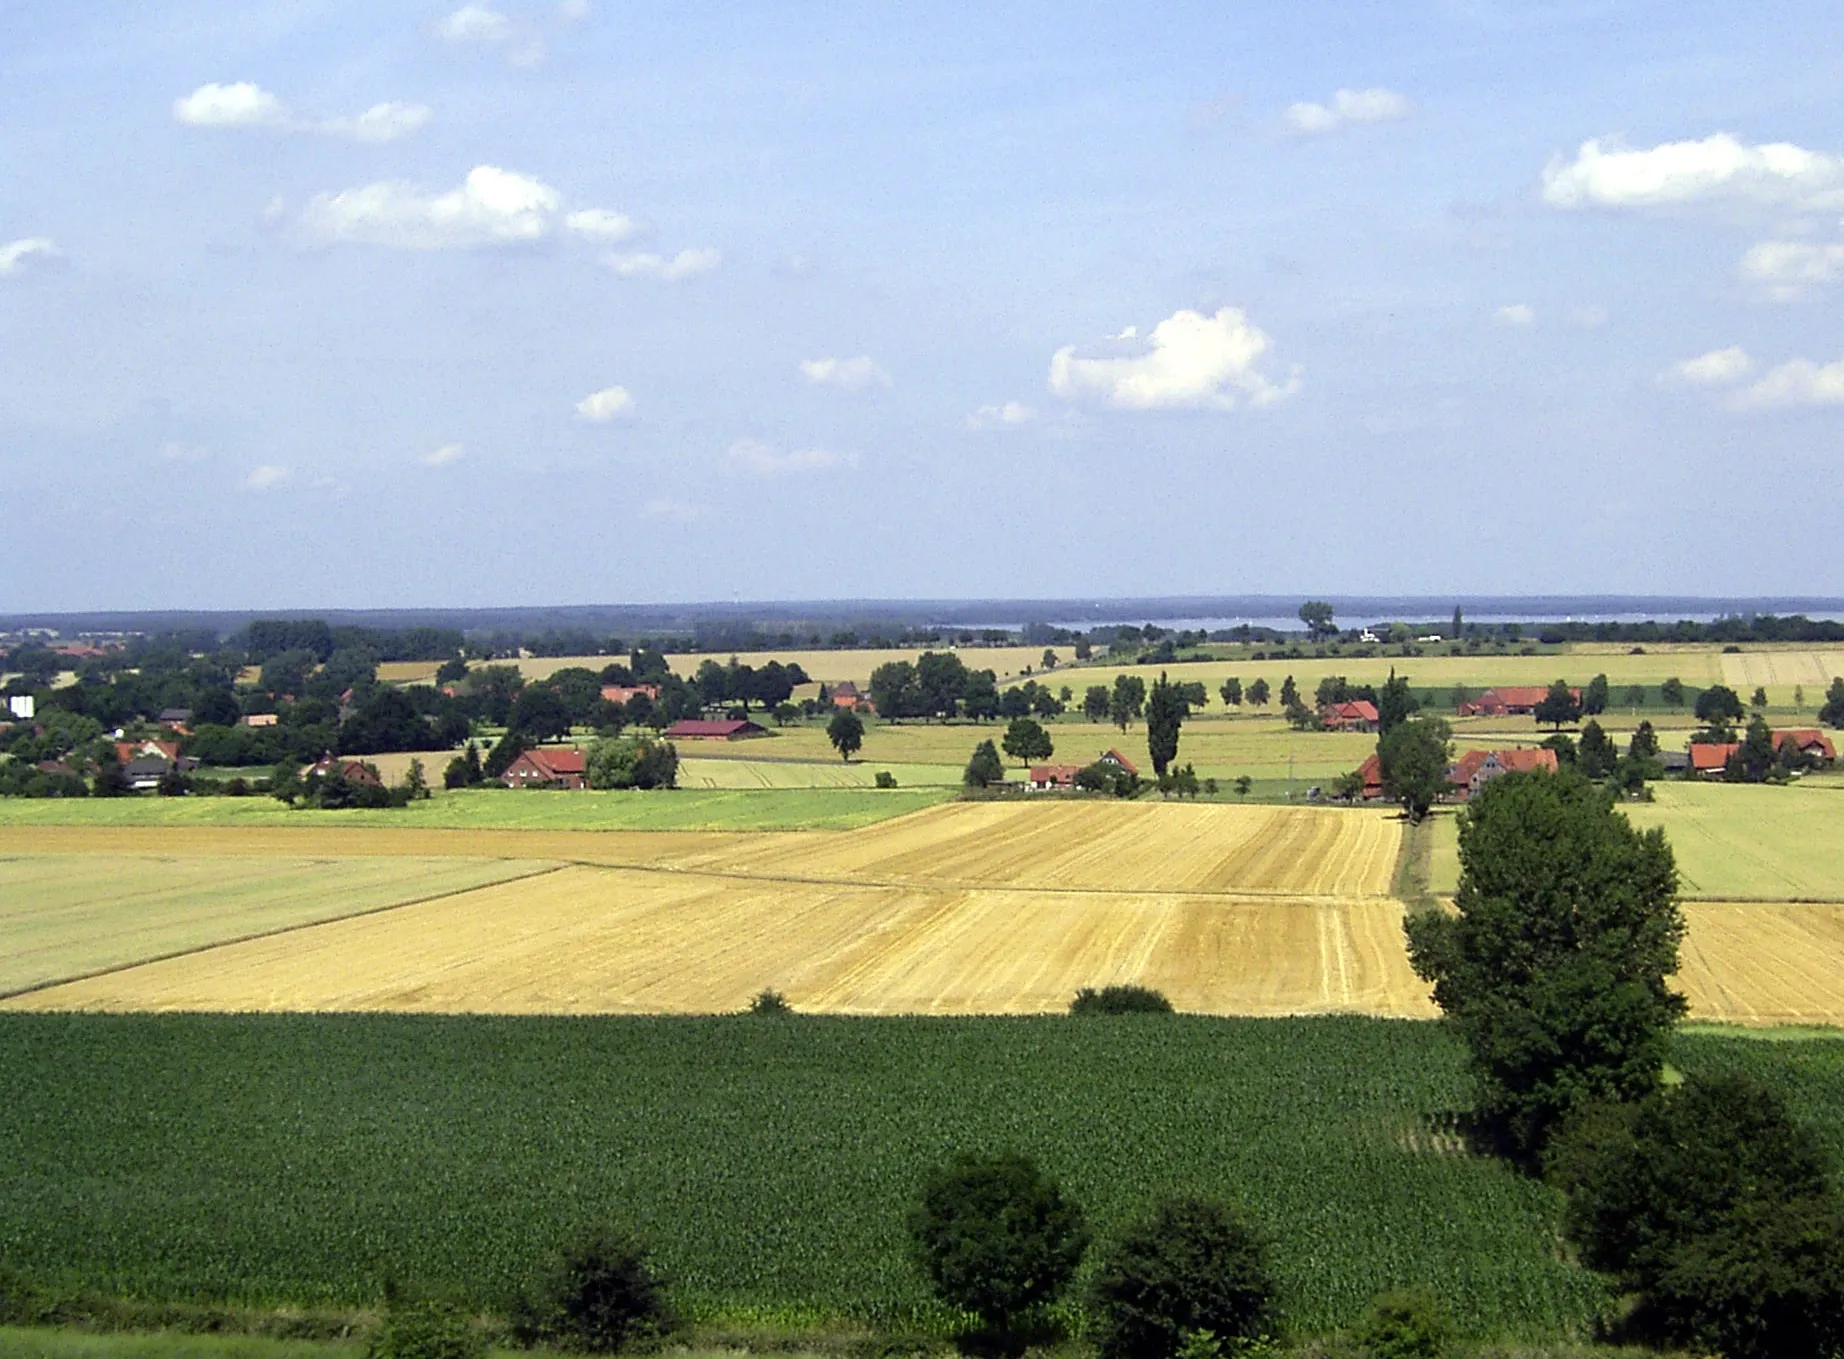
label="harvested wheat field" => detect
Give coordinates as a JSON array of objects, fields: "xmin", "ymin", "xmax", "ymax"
[
  {"xmin": 10, "ymin": 864, "xmax": 1436, "ymax": 1017},
  {"xmin": 1675, "ymin": 902, "xmax": 1844, "ymax": 1026}
]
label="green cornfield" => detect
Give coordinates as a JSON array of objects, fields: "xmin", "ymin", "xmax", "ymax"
[{"xmin": 4, "ymin": 1015, "xmax": 1832, "ymax": 1339}]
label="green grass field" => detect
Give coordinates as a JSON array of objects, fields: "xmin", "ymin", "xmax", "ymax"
[
  {"xmin": 0, "ymin": 856, "xmax": 556, "ymax": 998},
  {"xmin": 675, "ymin": 757, "xmax": 962, "ymax": 790},
  {"xmin": 0, "ymin": 1333, "xmax": 367, "ymax": 1359},
  {"xmin": 0, "ymin": 787, "xmax": 951, "ymax": 833},
  {"xmin": 0, "ymin": 1014, "xmax": 1614, "ymax": 1340}
]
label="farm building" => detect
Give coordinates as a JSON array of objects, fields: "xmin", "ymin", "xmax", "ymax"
[
  {"xmin": 241, "ymin": 713, "xmax": 278, "ymax": 728},
  {"xmin": 1774, "ymin": 729, "xmax": 1837, "ymax": 765},
  {"xmin": 500, "ymin": 747, "xmax": 587, "ymax": 790},
  {"xmin": 1356, "ymin": 752, "xmax": 1385, "ymax": 800},
  {"xmin": 156, "ymin": 708, "xmax": 193, "ymax": 730},
  {"xmin": 664, "ymin": 718, "xmax": 768, "ymax": 740},
  {"xmin": 1027, "ymin": 764, "xmax": 1083, "ymax": 791},
  {"xmin": 1457, "ymin": 686, "xmax": 1580, "ymax": 717},
  {"xmin": 307, "ymin": 754, "xmax": 383, "ymax": 787},
  {"xmin": 1446, "ymin": 747, "xmax": 1559, "ymax": 800},
  {"xmin": 1689, "ymin": 743, "xmax": 1739, "ymax": 777},
  {"xmin": 1097, "ymin": 748, "xmax": 1139, "ymax": 777},
  {"xmin": 828, "ymin": 681, "xmax": 869, "ymax": 710},
  {"xmin": 600, "ymin": 683, "xmax": 661, "ymax": 706},
  {"xmin": 122, "ymin": 755, "xmax": 177, "ymax": 790},
  {"xmin": 115, "ymin": 739, "xmax": 182, "ymax": 767},
  {"xmin": 1320, "ymin": 699, "xmax": 1379, "ymax": 732}
]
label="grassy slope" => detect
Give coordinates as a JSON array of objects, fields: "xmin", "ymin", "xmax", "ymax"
[
  {"xmin": 0, "ymin": 787, "xmax": 951, "ymax": 833},
  {"xmin": 0, "ymin": 1014, "xmax": 1607, "ymax": 1340}
]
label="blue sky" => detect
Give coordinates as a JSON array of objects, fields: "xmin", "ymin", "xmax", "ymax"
[{"xmin": 3, "ymin": 0, "xmax": 1843, "ymax": 609}]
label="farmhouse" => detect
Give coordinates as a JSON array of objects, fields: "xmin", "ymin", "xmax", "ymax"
[
  {"xmin": 306, "ymin": 754, "xmax": 383, "ymax": 787},
  {"xmin": 1097, "ymin": 748, "xmax": 1139, "ymax": 778},
  {"xmin": 664, "ymin": 718, "xmax": 768, "ymax": 740},
  {"xmin": 828, "ymin": 680, "xmax": 868, "ymax": 710},
  {"xmin": 116, "ymin": 739, "xmax": 182, "ymax": 765},
  {"xmin": 1027, "ymin": 764, "xmax": 1083, "ymax": 791},
  {"xmin": 1458, "ymin": 686, "xmax": 1580, "ymax": 717},
  {"xmin": 1446, "ymin": 747, "xmax": 1559, "ymax": 800},
  {"xmin": 1775, "ymin": 729, "xmax": 1838, "ymax": 766},
  {"xmin": 1320, "ymin": 699, "xmax": 1379, "ymax": 732},
  {"xmin": 1689, "ymin": 743, "xmax": 1739, "ymax": 777},
  {"xmin": 600, "ymin": 683, "xmax": 661, "ymax": 706},
  {"xmin": 500, "ymin": 747, "xmax": 587, "ymax": 790}
]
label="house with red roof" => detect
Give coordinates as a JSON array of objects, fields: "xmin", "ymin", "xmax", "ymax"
[
  {"xmin": 1097, "ymin": 748, "xmax": 1139, "ymax": 778},
  {"xmin": 1356, "ymin": 752, "xmax": 1385, "ymax": 800},
  {"xmin": 600, "ymin": 683, "xmax": 661, "ymax": 706},
  {"xmin": 1446, "ymin": 747, "xmax": 1559, "ymax": 800},
  {"xmin": 500, "ymin": 747, "xmax": 588, "ymax": 789},
  {"xmin": 1027, "ymin": 764, "xmax": 1083, "ymax": 791},
  {"xmin": 1321, "ymin": 699, "xmax": 1380, "ymax": 732},
  {"xmin": 1458, "ymin": 686, "xmax": 1580, "ymax": 717},
  {"xmin": 307, "ymin": 753, "xmax": 384, "ymax": 787},
  {"xmin": 828, "ymin": 680, "xmax": 868, "ymax": 710},
  {"xmin": 664, "ymin": 718, "xmax": 768, "ymax": 740},
  {"xmin": 1688, "ymin": 742, "xmax": 1739, "ymax": 777},
  {"xmin": 1774, "ymin": 729, "xmax": 1837, "ymax": 766}
]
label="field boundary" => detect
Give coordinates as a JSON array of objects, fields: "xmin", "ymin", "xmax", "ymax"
[{"xmin": 0, "ymin": 862, "xmax": 571, "ymax": 1003}]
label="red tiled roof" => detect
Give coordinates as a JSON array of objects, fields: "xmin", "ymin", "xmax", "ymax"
[
  {"xmin": 1323, "ymin": 700, "xmax": 1380, "ymax": 722},
  {"xmin": 1497, "ymin": 747, "xmax": 1559, "ymax": 774},
  {"xmin": 1774, "ymin": 729, "xmax": 1837, "ymax": 760},
  {"xmin": 1029, "ymin": 764, "xmax": 1082, "ymax": 783},
  {"xmin": 1689, "ymin": 742, "xmax": 1738, "ymax": 771},
  {"xmin": 664, "ymin": 718, "xmax": 765, "ymax": 738},
  {"xmin": 526, "ymin": 748, "xmax": 586, "ymax": 776},
  {"xmin": 1100, "ymin": 748, "xmax": 1139, "ymax": 776},
  {"xmin": 1478, "ymin": 686, "xmax": 1578, "ymax": 707}
]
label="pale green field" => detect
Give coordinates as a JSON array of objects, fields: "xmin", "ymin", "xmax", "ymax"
[
  {"xmin": 0, "ymin": 855, "xmax": 553, "ymax": 996},
  {"xmin": 1428, "ymin": 782, "xmax": 1844, "ymax": 900},
  {"xmin": 0, "ymin": 787, "xmax": 953, "ymax": 833},
  {"xmin": 676, "ymin": 757, "xmax": 962, "ymax": 789},
  {"xmin": 0, "ymin": 1332, "xmax": 366, "ymax": 1359}
]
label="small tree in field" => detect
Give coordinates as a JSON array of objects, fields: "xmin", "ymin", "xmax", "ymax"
[
  {"xmin": 1088, "ymin": 1198, "xmax": 1278, "ymax": 1359},
  {"xmin": 965, "ymin": 739, "xmax": 1006, "ymax": 788},
  {"xmin": 1002, "ymin": 717, "xmax": 1053, "ymax": 764},
  {"xmin": 826, "ymin": 708, "xmax": 864, "ymax": 762},
  {"xmin": 514, "ymin": 1227, "xmax": 674, "ymax": 1353},
  {"xmin": 369, "ymin": 1300, "xmax": 482, "ymax": 1359},
  {"xmin": 907, "ymin": 1152, "xmax": 1088, "ymax": 1337}
]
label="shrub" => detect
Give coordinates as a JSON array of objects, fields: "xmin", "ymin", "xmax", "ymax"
[
  {"xmin": 1352, "ymin": 1288, "xmax": 1451, "ymax": 1359},
  {"xmin": 1070, "ymin": 986, "xmax": 1174, "ymax": 1016},
  {"xmin": 875, "ymin": 770, "xmax": 898, "ymax": 789},
  {"xmin": 367, "ymin": 1300, "xmax": 483, "ymax": 1359},
  {"xmin": 513, "ymin": 1228, "xmax": 674, "ymax": 1353},
  {"xmin": 1087, "ymin": 1197, "xmax": 1278, "ymax": 1359},
  {"xmin": 748, "ymin": 989, "xmax": 793, "ymax": 1016},
  {"xmin": 907, "ymin": 1151, "xmax": 1088, "ymax": 1333}
]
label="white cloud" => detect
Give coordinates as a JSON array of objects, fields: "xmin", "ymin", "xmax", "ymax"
[
  {"xmin": 1047, "ymin": 307, "xmax": 1300, "ymax": 412},
  {"xmin": 1284, "ymin": 87, "xmax": 1410, "ymax": 136},
  {"xmin": 641, "ymin": 497, "xmax": 704, "ymax": 521},
  {"xmin": 156, "ymin": 441, "xmax": 209, "ymax": 463},
  {"xmin": 603, "ymin": 247, "xmax": 722, "ymax": 280},
  {"xmin": 242, "ymin": 464, "xmax": 290, "ymax": 490},
  {"xmin": 1541, "ymin": 134, "xmax": 1844, "ymax": 212},
  {"xmin": 1740, "ymin": 239, "xmax": 1844, "ymax": 300},
  {"xmin": 565, "ymin": 208, "xmax": 638, "ymax": 242},
  {"xmin": 436, "ymin": 4, "xmax": 512, "ymax": 43},
  {"xmin": 575, "ymin": 386, "xmax": 635, "ymax": 422},
  {"xmin": 0, "ymin": 237, "xmax": 59, "ymax": 276},
  {"xmin": 1734, "ymin": 357, "xmax": 1844, "ymax": 409},
  {"xmin": 726, "ymin": 438, "xmax": 856, "ymax": 477},
  {"xmin": 173, "ymin": 82, "xmax": 290, "ymax": 129},
  {"xmin": 173, "ymin": 83, "xmax": 429, "ymax": 143},
  {"xmin": 799, "ymin": 356, "xmax": 892, "ymax": 391},
  {"xmin": 1670, "ymin": 347, "xmax": 1755, "ymax": 385},
  {"xmin": 965, "ymin": 401, "xmax": 1036, "ymax": 431},
  {"xmin": 299, "ymin": 166, "xmax": 562, "ymax": 249},
  {"xmin": 421, "ymin": 443, "xmax": 466, "ymax": 467},
  {"xmin": 1494, "ymin": 304, "xmax": 1536, "ymax": 327}
]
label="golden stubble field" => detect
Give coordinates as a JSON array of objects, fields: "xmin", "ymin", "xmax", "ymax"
[{"xmin": 5, "ymin": 802, "xmax": 1433, "ymax": 1018}]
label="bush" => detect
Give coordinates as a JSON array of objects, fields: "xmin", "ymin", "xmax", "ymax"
[
  {"xmin": 1070, "ymin": 986, "xmax": 1174, "ymax": 1016},
  {"xmin": 513, "ymin": 1228, "xmax": 674, "ymax": 1353},
  {"xmin": 1352, "ymin": 1289, "xmax": 1451, "ymax": 1359},
  {"xmin": 907, "ymin": 1152, "xmax": 1088, "ymax": 1333},
  {"xmin": 367, "ymin": 1300, "xmax": 483, "ymax": 1359},
  {"xmin": 875, "ymin": 770, "xmax": 898, "ymax": 789},
  {"xmin": 748, "ymin": 988, "xmax": 792, "ymax": 1016},
  {"xmin": 1087, "ymin": 1197, "xmax": 1277, "ymax": 1359}
]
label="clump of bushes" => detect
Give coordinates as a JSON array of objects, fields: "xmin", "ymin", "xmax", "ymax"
[
  {"xmin": 512, "ymin": 1227, "xmax": 674, "ymax": 1353},
  {"xmin": 1087, "ymin": 1197, "xmax": 1278, "ymax": 1359},
  {"xmin": 1070, "ymin": 985, "xmax": 1174, "ymax": 1016},
  {"xmin": 748, "ymin": 988, "xmax": 793, "ymax": 1016},
  {"xmin": 1351, "ymin": 1288, "xmax": 1451, "ymax": 1359},
  {"xmin": 874, "ymin": 770, "xmax": 898, "ymax": 789},
  {"xmin": 367, "ymin": 1300, "xmax": 483, "ymax": 1359}
]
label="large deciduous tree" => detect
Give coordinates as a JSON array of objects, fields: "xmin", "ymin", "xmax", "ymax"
[
  {"xmin": 1375, "ymin": 717, "xmax": 1452, "ymax": 822},
  {"xmin": 826, "ymin": 709, "xmax": 865, "ymax": 762},
  {"xmin": 1297, "ymin": 600, "xmax": 1336, "ymax": 639},
  {"xmin": 1533, "ymin": 679, "xmax": 1583, "ymax": 730},
  {"xmin": 1002, "ymin": 717, "xmax": 1053, "ymax": 764},
  {"xmin": 1406, "ymin": 771, "xmax": 1686, "ymax": 1160}
]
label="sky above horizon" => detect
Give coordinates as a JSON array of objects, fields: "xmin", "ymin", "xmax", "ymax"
[{"xmin": 4, "ymin": 1, "xmax": 1843, "ymax": 610}]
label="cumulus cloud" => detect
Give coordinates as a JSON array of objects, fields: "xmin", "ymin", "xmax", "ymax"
[
  {"xmin": 173, "ymin": 83, "xmax": 430, "ymax": 142},
  {"xmin": 965, "ymin": 401, "xmax": 1036, "ymax": 431},
  {"xmin": 300, "ymin": 166, "xmax": 559, "ymax": 248},
  {"xmin": 799, "ymin": 356, "xmax": 891, "ymax": 391},
  {"xmin": 434, "ymin": 4, "xmax": 553, "ymax": 65},
  {"xmin": 436, "ymin": 4, "xmax": 512, "ymax": 43},
  {"xmin": 421, "ymin": 443, "xmax": 466, "ymax": 467},
  {"xmin": 1734, "ymin": 357, "xmax": 1844, "ymax": 409},
  {"xmin": 1283, "ymin": 87, "xmax": 1410, "ymax": 135},
  {"xmin": 1740, "ymin": 239, "xmax": 1844, "ymax": 300},
  {"xmin": 1494, "ymin": 304, "xmax": 1536, "ymax": 328},
  {"xmin": 1541, "ymin": 134, "xmax": 1844, "ymax": 212},
  {"xmin": 575, "ymin": 386, "xmax": 635, "ymax": 422},
  {"xmin": 603, "ymin": 248, "xmax": 721, "ymax": 280},
  {"xmin": 564, "ymin": 208, "xmax": 638, "ymax": 242},
  {"xmin": 1048, "ymin": 307, "xmax": 1300, "ymax": 412},
  {"xmin": 0, "ymin": 237, "xmax": 59, "ymax": 276},
  {"xmin": 1670, "ymin": 347, "xmax": 1755, "ymax": 385},
  {"xmin": 242, "ymin": 464, "xmax": 290, "ymax": 490},
  {"xmin": 641, "ymin": 497, "xmax": 704, "ymax": 521},
  {"xmin": 726, "ymin": 438, "xmax": 856, "ymax": 477}
]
